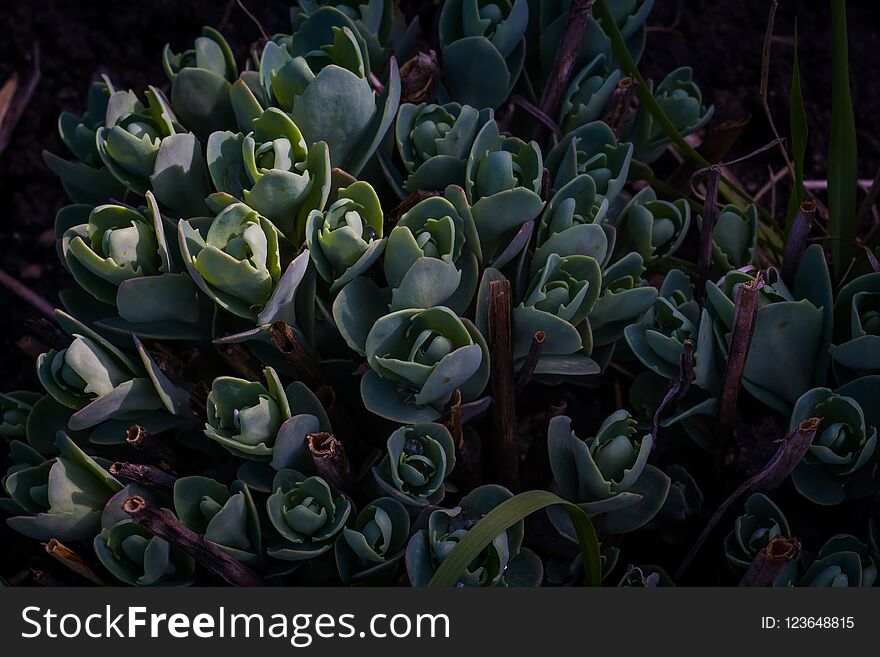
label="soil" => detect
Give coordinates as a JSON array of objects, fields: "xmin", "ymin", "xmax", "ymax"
[{"xmin": 0, "ymin": 0, "xmax": 878, "ymax": 584}]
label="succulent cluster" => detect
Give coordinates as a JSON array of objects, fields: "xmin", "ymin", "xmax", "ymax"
[{"xmin": 3, "ymin": 0, "xmax": 879, "ymax": 588}]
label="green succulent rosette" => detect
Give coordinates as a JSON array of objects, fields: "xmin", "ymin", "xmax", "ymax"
[
  {"xmin": 57, "ymin": 192, "xmax": 207, "ymax": 339},
  {"xmin": 625, "ymin": 269, "xmax": 718, "ymax": 388},
  {"xmin": 506, "ymin": 251, "xmax": 604, "ymax": 376},
  {"xmin": 548, "ymin": 412, "xmax": 670, "ymax": 534},
  {"xmin": 621, "ymin": 66, "xmax": 713, "ymax": 164},
  {"xmin": 95, "ymin": 85, "xmax": 211, "ymax": 216},
  {"xmin": 291, "ymin": 1, "xmax": 397, "ymax": 74},
  {"xmin": 178, "ymin": 202, "xmax": 314, "ymax": 327},
  {"xmin": 702, "ymin": 203, "xmax": 759, "ymax": 274},
  {"xmin": 465, "ymin": 120, "xmax": 545, "ymax": 267},
  {"xmin": 43, "ymin": 77, "xmax": 127, "ymax": 205},
  {"xmin": 372, "ymin": 423, "xmax": 456, "ymax": 506},
  {"xmin": 253, "ymin": 7, "xmax": 400, "ymax": 176},
  {"xmin": 545, "ymin": 121, "xmax": 633, "ymax": 200},
  {"xmin": 95, "ymin": 517, "xmax": 196, "ymax": 586},
  {"xmin": 36, "ymin": 311, "xmax": 190, "ymax": 442},
  {"xmin": 705, "ymin": 246, "xmax": 834, "ymax": 414},
  {"xmin": 535, "ymin": 173, "xmax": 610, "ymax": 250},
  {"xmin": 438, "ymin": 0, "xmax": 528, "ymax": 110},
  {"xmin": 558, "ymin": 54, "xmax": 622, "ymax": 134},
  {"xmin": 789, "ymin": 387, "xmax": 879, "ymax": 506},
  {"xmin": 384, "ymin": 187, "xmax": 479, "ymax": 313},
  {"xmin": 361, "ymin": 306, "xmax": 490, "ymax": 423},
  {"xmin": 830, "ymin": 272, "xmax": 880, "ymax": 382},
  {"xmin": 406, "ymin": 484, "xmax": 542, "ymax": 587},
  {"xmin": 395, "ymin": 102, "xmax": 493, "ymax": 193},
  {"xmin": 3, "ymin": 433, "xmax": 122, "ymax": 541},
  {"xmin": 306, "ymin": 181, "xmax": 385, "ymax": 293},
  {"xmin": 776, "ymin": 535, "xmax": 878, "ymax": 588},
  {"xmin": 724, "ymin": 493, "xmax": 791, "ymax": 573},
  {"xmin": 204, "ymin": 366, "xmax": 290, "ymax": 460},
  {"xmin": 588, "ymin": 251, "xmax": 658, "ymax": 349},
  {"xmin": 162, "ymin": 27, "xmax": 238, "ymax": 140},
  {"xmin": 266, "ymin": 469, "xmax": 352, "ymax": 561},
  {"xmin": 335, "ymin": 496, "xmax": 410, "ymax": 584},
  {"xmin": 0, "ymin": 391, "xmax": 40, "ymax": 440},
  {"xmin": 207, "ymin": 107, "xmax": 330, "ymax": 242},
  {"xmin": 173, "ymin": 476, "xmax": 262, "ymax": 563},
  {"xmin": 612, "ymin": 186, "xmax": 691, "ymax": 263},
  {"xmin": 533, "ymin": 0, "xmax": 654, "ymax": 78}
]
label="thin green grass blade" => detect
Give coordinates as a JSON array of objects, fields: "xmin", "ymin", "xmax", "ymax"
[
  {"xmin": 785, "ymin": 22, "xmax": 808, "ymax": 234},
  {"xmin": 427, "ymin": 490, "xmax": 601, "ymax": 587},
  {"xmin": 828, "ymin": 0, "xmax": 857, "ymax": 278}
]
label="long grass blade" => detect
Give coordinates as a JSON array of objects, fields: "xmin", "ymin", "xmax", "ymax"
[
  {"xmin": 828, "ymin": 0, "xmax": 858, "ymax": 278},
  {"xmin": 427, "ymin": 490, "xmax": 601, "ymax": 587}
]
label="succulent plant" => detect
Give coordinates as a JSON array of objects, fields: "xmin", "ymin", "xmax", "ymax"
[
  {"xmin": 621, "ymin": 67, "xmax": 713, "ymax": 163},
  {"xmin": 95, "ymin": 488, "xmax": 196, "ymax": 587},
  {"xmin": 254, "ymin": 8, "xmax": 401, "ymax": 175},
  {"xmin": 545, "ymin": 121, "xmax": 633, "ymax": 200},
  {"xmin": 162, "ymin": 27, "xmax": 238, "ymax": 139},
  {"xmin": 36, "ymin": 312, "xmax": 190, "ymax": 441},
  {"xmin": 789, "ymin": 387, "xmax": 879, "ymax": 505},
  {"xmin": 776, "ymin": 535, "xmax": 878, "ymax": 588},
  {"xmin": 438, "ymin": 0, "xmax": 528, "ymax": 109},
  {"xmin": 3, "ymin": 433, "xmax": 122, "ymax": 541},
  {"xmin": 174, "ymin": 476, "xmax": 262, "ymax": 562},
  {"xmin": 395, "ymin": 102, "xmax": 492, "ymax": 193},
  {"xmin": 57, "ymin": 192, "xmax": 207, "ymax": 339},
  {"xmin": 0, "ymin": 391, "xmax": 40, "ymax": 440},
  {"xmin": 372, "ymin": 423, "xmax": 456, "ymax": 505},
  {"xmin": 179, "ymin": 204, "xmax": 314, "ymax": 327},
  {"xmin": 42, "ymin": 78, "xmax": 128, "ymax": 205},
  {"xmin": 406, "ymin": 485, "xmax": 542, "ymax": 586},
  {"xmin": 724, "ymin": 493, "xmax": 791, "ymax": 572},
  {"xmin": 830, "ymin": 272, "xmax": 880, "ymax": 383},
  {"xmin": 618, "ymin": 564, "xmax": 674, "ymax": 587},
  {"xmin": 306, "ymin": 181, "xmax": 385, "ymax": 293},
  {"xmin": 704, "ymin": 204, "xmax": 759, "ymax": 274},
  {"xmin": 558, "ymin": 54, "xmax": 622, "ymax": 134},
  {"xmin": 95, "ymin": 85, "xmax": 211, "ymax": 216},
  {"xmin": 548, "ymin": 412, "xmax": 669, "ymax": 533},
  {"xmin": 335, "ymin": 496, "xmax": 410, "ymax": 583},
  {"xmin": 611, "ymin": 187, "xmax": 691, "ymax": 263},
  {"xmin": 361, "ymin": 306, "xmax": 490, "ymax": 423},
  {"xmin": 465, "ymin": 120, "xmax": 544, "ymax": 267},
  {"xmin": 207, "ymin": 108, "xmax": 331, "ymax": 241},
  {"xmin": 266, "ymin": 470, "xmax": 352, "ymax": 560}
]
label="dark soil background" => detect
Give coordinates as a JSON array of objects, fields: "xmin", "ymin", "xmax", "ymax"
[{"xmin": 0, "ymin": 0, "xmax": 878, "ymax": 584}]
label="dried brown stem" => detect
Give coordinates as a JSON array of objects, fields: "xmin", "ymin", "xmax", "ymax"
[
  {"xmin": 652, "ymin": 339, "xmax": 694, "ymax": 446},
  {"xmin": 514, "ymin": 331, "xmax": 545, "ymax": 394},
  {"xmin": 110, "ymin": 462, "xmax": 178, "ymax": 489},
  {"xmin": 781, "ymin": 201, "xmax": 817, "ymax": 287},
  {"xmin": 487, "ymin": 279, "xmax": 520, "ymax": 492},
  {"xmin": 44, "ymin": 539, "xmax": 112, "ymax": 586},
  {"xmin": 307, "ymin": 432, "xmax": 351, "ymax": 491},
  {"xmin": 125, "ymin": 425, "xmax": 180, "ymax": 475},
  {"xmin": 16, "ymin": 335, "xmax": 48, "ymax": 361},
  {"xmin": 738, "ymin": 536, "xmax": 801, "ymax": 587},
  {"xmin": 603, "ymin": 76, "xmax": 637, "ymax": 134},
  {"xmin": 676, "ymin": 417, "xmax": 819, "ymax": 580},
  {"xmin": 530, "ymin": 0, "xmax": 596, "ymax": 143},
  {"xmin": 715, "ymin": 274, "xmax": 764, "ymax": 461},
  {"xmin": 122, "ymin": 495, "xmax": 265, "ymax": 587},
  {"xmin": 216, "ymin": 342, "xmax": 263, "ymax": 381},
  {"xmin": 268, "ymin": 321, "xmax": 324, "ymax": 390},
  {"xmin": 696, "ymin": 165, "xmax": 722, "ymax": 303}
]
